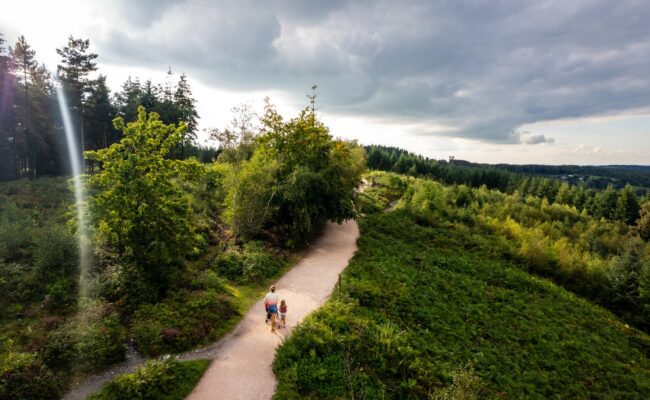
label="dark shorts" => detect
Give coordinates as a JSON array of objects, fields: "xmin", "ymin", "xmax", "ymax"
[{"xmin": 267, "ymin": 304, "xmax": 278, "ymax": 314}]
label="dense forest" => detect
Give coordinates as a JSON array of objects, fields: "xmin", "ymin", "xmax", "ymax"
[
  {"xmin": 367, "ymin": 145, "xmax": 650, "ymax": 191},
  {"xmin": 274, "ymin": 171, "xmax": 650, "ymax": 398},
  {"xmin": 366, "ymin": 145, "xmax": 650, "ymax": 228},
  {"xmin": 0, "ymin": 33, "xmax": 216, "ymax": 182}
]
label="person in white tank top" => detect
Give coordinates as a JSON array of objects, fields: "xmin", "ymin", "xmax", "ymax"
[{"xmin": 264, "ymin": 285, "xmax": 279, "ymax": 332}]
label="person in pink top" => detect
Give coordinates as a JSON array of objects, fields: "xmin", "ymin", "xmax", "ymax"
[
  {"xmin": 279, "ymin": 299, "xmax": 287, "ymax": 328},
  {"xmin": 263, "ymin": 285, "xmax": 279, "ymax": 332}
]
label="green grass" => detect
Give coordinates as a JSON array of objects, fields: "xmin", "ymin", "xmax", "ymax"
[
  {"xmin": 87, "ymin": 358, "xmax": 210, "ymax": 400},
  {"xmin": 273, "ymin": 210, "xmax": 650, "ymax": 399}
]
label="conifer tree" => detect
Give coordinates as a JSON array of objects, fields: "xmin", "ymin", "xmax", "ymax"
[
  {"xmin": 10, "ymin": 36, "xmax": 38, "ymax": 178},
  {"xmin": 556, "ymin": 182, "xmax": 572, "ymax": 205},
  {"xmin": 173, "ymin": 73, "xmax": 199, "ymax": 158},
  {"xmin": 115, "ymin": 77, "xmax": 143, "ymax": 123},
  {"xmin": 85, "ymin": 75, "xmax": 117, "ymax": 154},
  {"xmin": 597, "ymin": 184, "xmax": 619, "ymax": 220},
  {"xmin": 637, "ymin": 201, "xmax": 650, "ymax": 241},
  {"xmin": 0, "ymin": 33, "xmax": 19, "ymax": 180},
  {"xmin": 616, "ymin": 185, "xmax": 640, "ymax": 225},
  {"xmin": 56, "ymin": 36, "xmax": 98, "ymax": 159}
]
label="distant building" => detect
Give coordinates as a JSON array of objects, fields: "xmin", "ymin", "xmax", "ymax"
[{"xmin": 449, "ymin": 155, "xmax": 455, "ymax": 162}]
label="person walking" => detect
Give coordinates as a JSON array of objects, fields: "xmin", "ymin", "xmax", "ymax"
[
  {"xmin": 263, "ymin": 285, "xmax": 279, "ymax": 332},
  {"xmin": 279, "ymin": 299, "xmax": 287, "ymax": 328}
]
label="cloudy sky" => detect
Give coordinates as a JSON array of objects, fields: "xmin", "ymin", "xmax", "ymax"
[{"xmin": 2, "ymin": 0, "xmax": 650, "ymax": 164}]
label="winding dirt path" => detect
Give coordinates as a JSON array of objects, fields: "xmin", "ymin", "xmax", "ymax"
[{"xmin": 183, "ymin": 220, "xmax": 359, "ymax": 400}]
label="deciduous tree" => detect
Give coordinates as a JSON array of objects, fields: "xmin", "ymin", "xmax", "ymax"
[{"xmin": 85, "ymin": 107, "xmax": 201, "ymax": 291}]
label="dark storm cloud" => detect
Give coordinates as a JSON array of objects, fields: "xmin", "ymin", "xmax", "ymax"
[{"xmin": 97, "ymin": 0, "xmax": 650, "ymax": 142}]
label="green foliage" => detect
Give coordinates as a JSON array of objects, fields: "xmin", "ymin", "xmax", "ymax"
[
  {"xmin": 0, "ymin": 178, "xmax": 76, "ymax": 322},
  {"xmin": 430, "ymin": 365, "xmax": 482, "ymax": 400},
  {"xmin": 616, "ymin": 184, "xmax": 641, "ymax": 224},
  {"xmin": 253, "ymin": 99, "xmax": 365, "ymax": 245},
  {"xmin": 639, "ymin": 201, "xmax": 650, "ymax": 241},
  {"xmin": 131, "ymin": 289, "xmax": 237, "ymax": 356},
  {"xmin": 85, "ymin": 107, "xmax": 202, "ymax": 289},
  {"xmin": 357, "ymin": 171, "xmax": 410, "ymax": 214},
  {"xmin": 87, "ymin": 358, "xmax": 209, "ymax": 400},
  {"xmin": 223, "ymin": 152, "xmax": 277, "ymax": 239},
  {"xmin": 274, "ymin": 210, "xmax": 650, "ymax": 398},
  {"xmin": 0, "ymin": 340, "xmax": 62, "ymax": 400},
  {"xmin": 42, "ymin": 302, "xmax": 126, "ymax": 372},
  {"xmin": 213, "ymin": 241, "xmax": 286, "ymax": 283},
  {"xmin": 606, "ymin": 240, "xmax": 650, "ymax": 326},
  {"xmin": 366, "ymin": 145, "xmax": 649, "ymax": 225},
  {"xmin": 98, "ymin": 262, "xmax": 158, "ymax": 314}
]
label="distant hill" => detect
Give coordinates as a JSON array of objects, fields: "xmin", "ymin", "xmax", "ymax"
[
  {"xmin": 365, "ymin": 145, "xmax": 650, "ymax": 191},
  {"xmin": 602, "ymin": 165, "xmax": 650, "ymax": 173},
  {"xmin": 479, "ymin": 163, "xmax": 650, "ymax": 190}
]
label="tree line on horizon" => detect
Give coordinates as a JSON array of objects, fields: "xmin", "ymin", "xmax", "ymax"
[
  {"xmin": 0, "ymin": 33, "xmax": 209, "ymax": 181},
  {"xmin": 366, "ymin": 145, "xmax": 649, "ymax": 228}
]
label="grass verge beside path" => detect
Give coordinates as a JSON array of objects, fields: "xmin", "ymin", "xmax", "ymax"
[{"xmin": 273, "ymin": 210, "xmax": 650, "ymax": 399}]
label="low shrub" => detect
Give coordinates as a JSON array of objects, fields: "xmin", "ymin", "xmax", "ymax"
[
  {"xmin": 0, "ymin": 340, "xmax": 63, "ymax": 400},
  {"xmin": 42, "ymin": 302, "xmax": 126, "ymax": 372},
  {"xmin": 242, "ymin": 241, "xmax": 282, "ymax": 282},
  {"xmin": 214, "ymin": 241, "xmax": 285, "ymax": 283},
  {"xmin": 274, "ymin": 211, "xmax": 650, "ymax": 398},
  {"xmin": 132, "ymin": 290, "xmax": 237, "ymax": 356},
  {"xmin": 87, "ymin": 358, "xmax": 210, "ymax": 400},
  {"xmin": 99, "ymin": 262, "xmax": 158, "ymax": 314}
]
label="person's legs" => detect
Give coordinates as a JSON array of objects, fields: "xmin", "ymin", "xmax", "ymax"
[{"xmin": 270, "ymin": 312, "xmax": 276, "ymax": 332}]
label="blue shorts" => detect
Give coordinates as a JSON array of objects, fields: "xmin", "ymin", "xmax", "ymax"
[{"xmin": 267, "ymin": 304, "xmax": 278, "ymax": 314}]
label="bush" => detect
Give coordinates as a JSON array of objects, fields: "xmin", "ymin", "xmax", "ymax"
[
  {"xmin": 214, "ymin": 242, "xmax": 285, "ymax": 283},
  {"xmin": 431, "ymin": 364, "xmax": 482, "ymax": 400},
  {"xmin": 42, "ymin": 302, "xmax": 126, "ymax": 372},
  {"xmin": 215, "ymin": 249, "xmax": 244, "ymax": 280},
  {"xmin": 131, "ymin": 290, "xmax": 237, "ymax": 356},
  {"xmin": 99, "ymin": 262, "xmax": 158, "ymax": 314},
  {"xmin": 87, "ymin": 358, "xmax": 210, "ymax": 400},
  {"xmin": 242, "ymin": 241, "xmax": 281, "ymax": 282},
  {"xmin": 0, "ymin": 340, "xmax": 63, "ymax": 400}
]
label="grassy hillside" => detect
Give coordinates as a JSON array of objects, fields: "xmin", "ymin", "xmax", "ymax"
[{"xmin": 273, "ymin": 172, "xmax": 650, "ymax": 399}]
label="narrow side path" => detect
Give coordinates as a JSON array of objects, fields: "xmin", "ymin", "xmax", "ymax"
[{"xmin": 183, "ymin": 220, "xmax": 359, "ymax": 400}]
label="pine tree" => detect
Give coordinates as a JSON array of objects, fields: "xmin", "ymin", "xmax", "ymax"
[
  {"xmin": 597, "ymin": 184, "xmax": 619, "ymax": 220},
  {"xmin": 28, "ymin": 63, "xmax": 61, "ymax": 176},
  {"xmin": 556, "ymin": 182, "xmax": 572, "ymax": 205},
  {"xmin": 637, "ymin": 201, "xmax": 650, "ymax": 241},
  {"xmin": 173, "ymin": 73, "xmax": 199, "ymax": 158},
  {"xmin": 158, "ymin": 67, "xmax": 176, "ymax": 124},
  {"xmin": 56, "ymin": 36, "xmax": 98, "ymax": 160},
  {"xmin": 0, "ymin": 33, "xmax": 19, "ymax": 180},
  {"xmin": 139, "ymin": 80, "xmax": 161, "ymax": 113},
  {"xmin": 616, "ymin": 185, "xmax": 640, "ymax": 225},
  {"xmin": 115, "ymin": 77, "xmax": 143, "ymax": 123},
  {"xmin": 85, "ymin": 75, "xmax": 117, "ymax": 153},
  {"xmin": 10, "ymin": 36, "xmax": 38, "ymax": 178}
]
